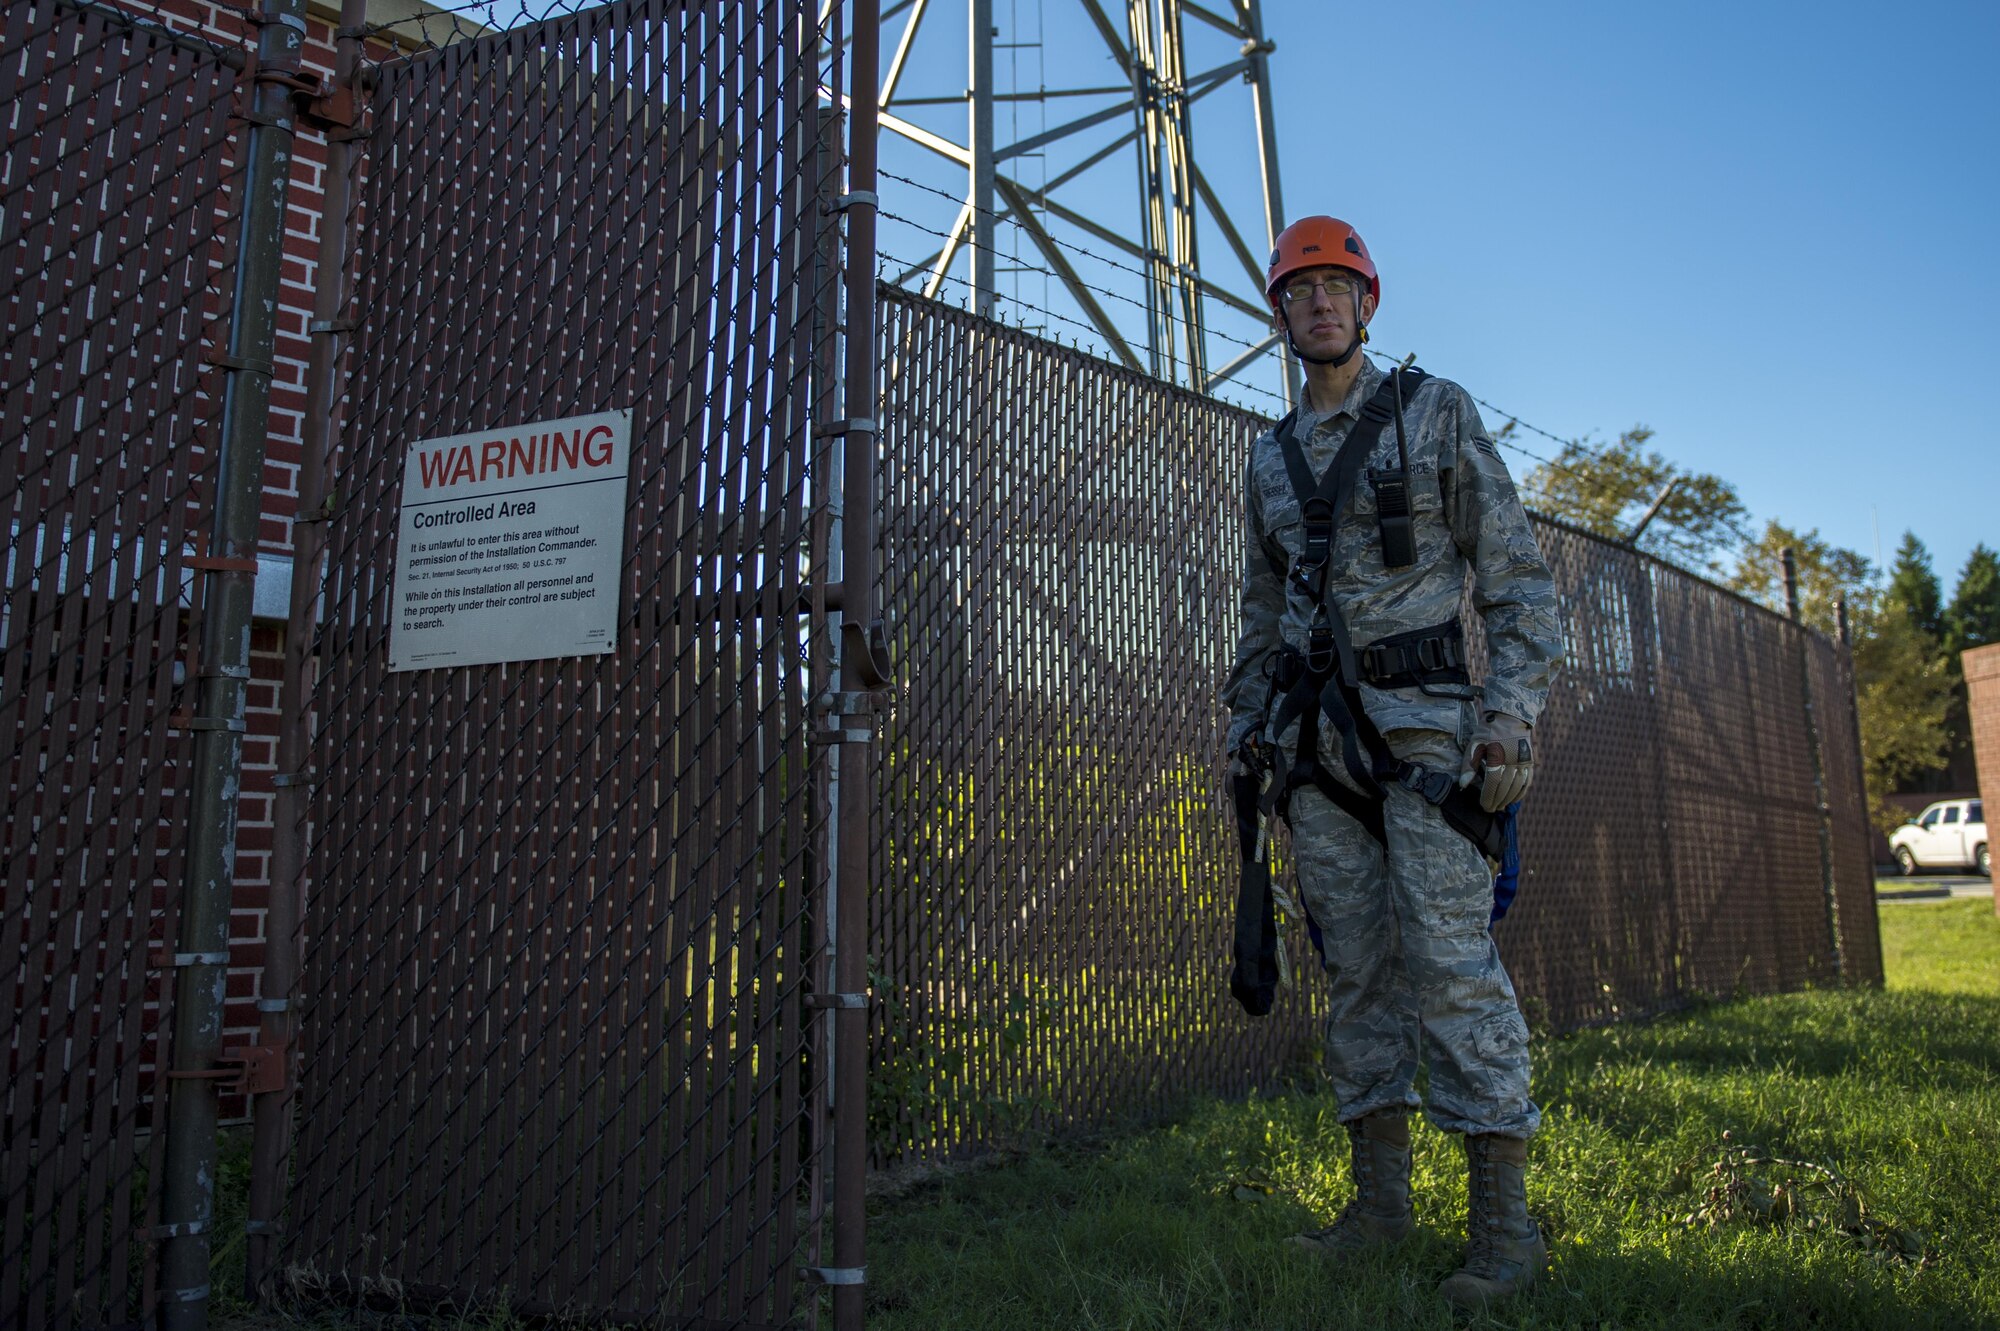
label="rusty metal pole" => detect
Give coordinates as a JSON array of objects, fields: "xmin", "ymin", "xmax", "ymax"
[
  {"xmin": 158, "ymin": 0, "xmax": 306, "ymax": 1324},
  {"xmin": 831, "ymin": 0, "xmax": 881, "ymax": 1323},
  {"xmin": 244, "ymin": 0, "xmax": 367, "ymax": 1298}
]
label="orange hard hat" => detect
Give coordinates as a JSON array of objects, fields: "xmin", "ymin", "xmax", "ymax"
[{"xmin": 1265, "ymin": 216, "xmax": 1379, "ymax": 312}]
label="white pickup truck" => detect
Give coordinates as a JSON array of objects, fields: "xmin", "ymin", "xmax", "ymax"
[{"xmin": 1888, "ymin": 798, "xmax": 1989, "ymax": 876}]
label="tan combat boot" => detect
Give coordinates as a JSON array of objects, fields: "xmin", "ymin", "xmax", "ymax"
[
  {"xmin": 1289, "ymin": 1109, "xmax": 1414, "ymax": 1254},
  {"xmin": 1438, "ymin": 1133, "xmax": 1547, "ymax": 1309}
]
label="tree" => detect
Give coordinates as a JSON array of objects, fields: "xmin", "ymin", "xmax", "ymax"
[
  {"xmin": 1725, "ymin": 523, "xmax": 1953, "ymax": 835},
  {"xmin": 1945, "ymin": 544, "xmax": 2000, "ymax": 654},
  {"xmin": 1884, "ymin": 532, "xmax": 1943, "ymax": 639},
  {"xmin": 1520, "ymin": 426, "xmax": 1749, "ymax": 574},
  {"xmin": 1727, "ymin": 520, "xmax": 1874, "ymax": 636},
  {"xmin": 1921, "ymin": 543, "xmax": 2000, "ymax": 793},
  {"xmin": 1849, "ymin": 596, "xmax": 1953, "ymax": 835}
]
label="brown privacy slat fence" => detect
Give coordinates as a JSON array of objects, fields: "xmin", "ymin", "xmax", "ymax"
[
  {"xmin": 1507, "ymin": 520, "xmax": 1881, "ymax": 1020},
  {"xmin": 1, "ymin": 2, "xmax": 244, "ymax": 1325},
  {"xmin": 869, "ymin": 292, "xmax": 1290, "ymax": 1165},
  {"xmin": 280, "ymin": 2, "xmax": 834, "ymax": 1326},
  {"xmin": 867, "ymin": 288, "xmax": 1882, "ymax": 1169},
  {"xmin": 1807, "ymin": 630, "xmax": 1881, "ymax": 981},
  {"xmin": 2, "ymin": 0, "xmax": 1882, "ymax": 1321}
]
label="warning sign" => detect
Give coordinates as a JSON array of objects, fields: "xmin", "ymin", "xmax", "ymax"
[{"xmin": 388, "ymin": 410, "xmax": 631, "ymax": 672}]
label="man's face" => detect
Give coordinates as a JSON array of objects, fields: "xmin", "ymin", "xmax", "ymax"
[{"xmin": 1275, "ymin": 265, "xmax": 1376, "ymax": 358}]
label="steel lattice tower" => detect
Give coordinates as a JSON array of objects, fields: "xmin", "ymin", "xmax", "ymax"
[{"xmin": 833, "ymin": 0, "xmax": 1297, "ymax": 407}]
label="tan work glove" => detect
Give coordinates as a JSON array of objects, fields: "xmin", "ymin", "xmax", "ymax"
[{"xmin": 1459, "ymin": 711, "xmax": 1533, "ymax": 812}]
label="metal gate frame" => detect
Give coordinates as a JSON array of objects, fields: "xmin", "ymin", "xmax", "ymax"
[
  {"xmin": 266, "ymin": 1, "xmax": 879, "ymax": 1326},
  {"xmin": 1, "ymin": 0, "xmax": 299, "ymax": 1325},
  {"xmin": 5, "ymin": 0, "xmax": 1879, "ymax": 1323}
]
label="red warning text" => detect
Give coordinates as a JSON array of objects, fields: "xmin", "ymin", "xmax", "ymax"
[{"xmin": 415, "ymin": 422, "xmax": 618, "ymax": 491}]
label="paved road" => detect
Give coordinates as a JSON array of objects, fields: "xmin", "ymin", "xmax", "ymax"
[{"xmin": 1875, "ymin": 875, "xmax": 1992, "ymax": 902}]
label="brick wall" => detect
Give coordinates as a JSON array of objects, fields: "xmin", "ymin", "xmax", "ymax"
[
  {"xmin": 110, "ymin": 0, "xmax": 423, "ymax": 1092},
  {"xmin": 1964, "ymin": 643, "xmax": 2000, "ymax": 914}
]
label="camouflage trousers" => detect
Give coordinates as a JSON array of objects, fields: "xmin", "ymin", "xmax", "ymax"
[{"xmin": 1283, "ymin": 716, "xmax": 1540, "ymax": 1138}]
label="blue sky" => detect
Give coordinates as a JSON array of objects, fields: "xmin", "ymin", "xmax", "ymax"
[
  {"xmin": 1261, "ymin": 0, "xmax": 2000, "ymax": 591},
  {"xmin": 468, "ymin": 0, "xmax": 1994, "ymax": 589},
  {"xmin": 867, "ymin": 0, "xmax": 1998, "ymax": 590}
]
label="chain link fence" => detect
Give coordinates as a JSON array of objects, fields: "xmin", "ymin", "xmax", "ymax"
[
  {"xmin": 3, "ymin": 2, "xmax": 250, "ymax": 1324},
  {"xmin": 3, "ymin": 0, "xmax": 1881, "ymax": 1322},
  {"xmin": 867, "ymin": 287, "xmax": 1881, "ymax": 1170},
  {"xmin": 869, "ymin": 289, "xmax": 1286, "ymax": 1165},
  {"xmin": 276, "ymin": 2, "xmax": 838, "ymax": 1325}
]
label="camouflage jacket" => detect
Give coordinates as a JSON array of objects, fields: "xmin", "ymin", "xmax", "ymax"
[{"xmin": 1222, "ymin": 356, "xmax": 1564, "ymax": 754}]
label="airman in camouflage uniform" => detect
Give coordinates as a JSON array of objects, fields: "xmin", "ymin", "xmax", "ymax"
[{"xmin": 1223, "ymin": 217, "xmax": 1564, "ymax": 1309}]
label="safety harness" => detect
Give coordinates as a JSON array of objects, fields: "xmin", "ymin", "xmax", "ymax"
[{"xmin": 1229, "ymin": 368, "xmax": 1524, "ymax": 1016}]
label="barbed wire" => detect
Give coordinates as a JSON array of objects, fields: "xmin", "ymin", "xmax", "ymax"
[
  {"xmin": 879, "ymin": 139, "xmax": 1786, "ymax": 567},
  {"xmin": 877, "ymin": 244, "xmax": 1757, "ymax": 563},
  {"xmin": 879, "ymin": 234, "xmax": 1764, "ymax": 562},
  {"xmin": 874, "ymin": 168, "xmax": 1769, "ymax": 557},
  {"xmin": 357, "ymin": 0, "xmax": 580, "ymax": 25},
  {"xmin": 877, "ymin": 167, "xmax": 1272, "ymax": 323},
  {"xmin": 877, "ymin": 245, "xmax": 1293, "ymax": 414},
  {"xmin": 88, "ymin": 0, "xmax": 259, "ymax": 36},
  {"xmin": 881, "ymin": 177, "xmax": 1709, "ymax": 489},
  {"xmin": 877, "ymin": 205, "xmax": 1289, "ymax": 384}
]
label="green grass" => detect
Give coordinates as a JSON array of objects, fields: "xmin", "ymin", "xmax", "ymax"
[
  {"xmin": 206, "ymin": 903, "xmax": 2000, "ymax": 1330},
  {"xmin": 861, "ymin": 900, "xmax": 2000, "ymax": 1330},
  {"xmin": 1882, "ymin": 895, "xmax": 2000, "ymax": 995}
]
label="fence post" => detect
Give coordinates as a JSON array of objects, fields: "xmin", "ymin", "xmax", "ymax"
[
  {"xmin": 1780, "ymin": 548, "xmax": 1845, "ymax": 981},
  {"xmin": 807, "ymin": 87, "xmax": 845, "ymax": 1268},
  {"xmin": 1633, "ymin": 561, "xmax": 1685, "ymax": 1005},
  {"xmin": 244, "ymin": 0, "xmax": 367, "ymax": 1298},
  {"xmin": 1835, "ymin": 598, "xmax": 1886, "ymax": 984},
  {"xmin": 831, "ymin": 0, "xmax": 883, "ymax": 1324},
  {"xmin": 157, "ymin": 0, "xmax": 307, "ymax": 1324}
]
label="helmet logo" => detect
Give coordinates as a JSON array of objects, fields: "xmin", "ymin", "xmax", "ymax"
[
  {"xmin": 1345, "ymin": 237, "xmax": 1362, "ymax": 254},
  {"xmin": 1302, "ymin": 243, "xmax": 1321, "ymax": 253}
]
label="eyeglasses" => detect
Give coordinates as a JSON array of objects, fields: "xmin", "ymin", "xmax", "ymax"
[{"xmin": 1279, "ymin": 274, "xmax": 1361, "ymax": 306}]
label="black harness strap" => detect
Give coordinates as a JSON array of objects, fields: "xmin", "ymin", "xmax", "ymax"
[
  {"xmin": 1261, "ymin": 367, "xmax": 1503, "ymax": 860},
  {"xmin": 1370, "ymin": 366, "xmax": 1420, "ymax": 568},
  {"xmin": 1229, "ymin": 366, "xmax": 1531, "ymax": 1014},
  {"xmin": 1229, "ymin": 762, "xmax": 1280, "ymax": 1016},
  {"xmin": 1261, "ymin": 654, "xmax": 1385, "ymax": 843},
  {"xmin": 1360, "ymin": 620, "xmax": 1472, "ymax": 693},
  {"xmin": 1273, "ymin": 386, "xmax": 1403, "ymax": 610}
]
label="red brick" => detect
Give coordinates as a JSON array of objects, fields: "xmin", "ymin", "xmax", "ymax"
[{"xmin": 1963, "ymin": 644, "xmax": 2000, "ymax": 917}]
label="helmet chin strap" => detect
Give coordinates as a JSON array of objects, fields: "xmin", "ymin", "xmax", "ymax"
[
  {"xmin": 1282, "ymin": 289, "xmax": 1371, "ymax": 369},
  {"xmin": 1289, "ymin": 323, "xmax": 1368, "ymax": 368}
]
